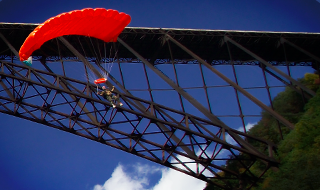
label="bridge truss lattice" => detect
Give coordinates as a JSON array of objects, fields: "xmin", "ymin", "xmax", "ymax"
[{"xmin": 0, "ymin": 23, "xmax": 319, "ymax": 189}]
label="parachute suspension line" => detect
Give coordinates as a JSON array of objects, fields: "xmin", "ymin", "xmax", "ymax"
[
  {"xmin": 105, "ymin": 44, "xmax": 112, "ymax": 79},
  {"xmin": 96, "ymin": 37, "xmax": 104, "ymax": 66},
  {"xmin": 78, "ymin": 36, "xmax": 88, "ymax": 58},
  {"xmin": 105, "ymin": 42, "xmax": 108, "ymax": 78},
  {"xmin": 107, "ymin": 45, "xmax": 118, "ymax": 78},
  {"xmin": 55, "ymin": 38, "xmax": 66, "ymax": 77},
  {"xmin": 89, "ymin": 36, "xmax": 100, "ymax": 63},
  {"xmin": 56, "ymin": 38, "xmax": 62, "ymax": 61},
  {"xmin": 89, "ymin": 37, "xmax": 102, "ymax": 93},
  {"xmin": 102, "ymin": 43, "xmax": 116, "ymax": 80},
  {"xmin": 78, "ymin": 36, "xmax": 90, "ymax": 83}
]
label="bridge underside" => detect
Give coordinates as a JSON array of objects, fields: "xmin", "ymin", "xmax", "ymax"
[
  {"xmin": 0, "ymin": 23, "xmax": 319, "ymax": 189},
  {"xmin": 1, "ymin": 23, "xmax": 320, "ymax": 67}
]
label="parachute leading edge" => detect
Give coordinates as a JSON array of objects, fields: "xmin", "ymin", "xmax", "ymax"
[{"xmin": 19, "ymin": 8, "xmax": 131, "ymax": 61}]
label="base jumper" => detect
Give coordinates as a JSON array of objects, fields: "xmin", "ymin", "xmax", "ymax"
[{"xmin": 97, "ymin": 86, "xmax": 123, "ymax": 108}]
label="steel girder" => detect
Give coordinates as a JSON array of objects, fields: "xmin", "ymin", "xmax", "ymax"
[
  {"xmin": 1, "ymin": 23, "xmax": 320, "ymax": 65},
  {"xmin": 0, "ymin": 31, "xmax": 279, "ymax": 189},
  {"xmin": 0, "ymin": 60, "xmax": 277, "ymax": 189}
]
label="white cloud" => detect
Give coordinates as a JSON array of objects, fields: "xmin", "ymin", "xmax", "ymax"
[
  {"xmin": 226, "ymin": 122, "xmax": 256, "ymax": 145},
  {"xmin": 93, "ymin": 164, "xmax": 150, "ymax": 190},
  {"xmin": 133, "ymin": 163, "xmax": 162, "ymax": 175},
  {"xmin": 245, "ymin": 123, "xmax": 255, "ymax": 131},
  {"xmin": 93, "ymin": 123, "xmax": 257, "ymax": 190},
  {"xmin": 93, "ymin": 160, "xmax": 206, "ymax": 190},
  {"xmin": 152, "ymin": 167, "xmax": 206, "ymax": 190}
]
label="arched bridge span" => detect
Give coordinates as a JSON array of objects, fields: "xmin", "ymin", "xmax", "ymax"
[{"xmin": 0, "ymin": 23, "xmax": 319, "ymax": 189}]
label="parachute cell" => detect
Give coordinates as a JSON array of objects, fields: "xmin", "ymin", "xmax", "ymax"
[{"xmin": 19, "ymin": 8, "xmax": 131, "ymax": 61}]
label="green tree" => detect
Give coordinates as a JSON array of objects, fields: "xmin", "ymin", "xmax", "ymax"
[
  {"xmin": 204, "ymin": 73, "xmax": 320, "ymax": 190},
  {"xmin": 257, "ymin": 86, "xmax": 320, "ymax": 190}
]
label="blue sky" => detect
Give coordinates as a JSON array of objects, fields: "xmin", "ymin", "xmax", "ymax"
[{"xmin": 0, "ymin": 1, "xmax": 320, "ymax": 190}]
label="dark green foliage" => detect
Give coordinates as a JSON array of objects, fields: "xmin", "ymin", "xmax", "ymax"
[
  {"xmin": 256, "ymin": 86, "xmax": 320, "ymax": 190},
  {"xmin": 204, "ymin": 73, "xmax": 320, "ymax": 190},
  {"xmin": 248, "ymin": 78, "xmax": 310, "ymax": 148}
]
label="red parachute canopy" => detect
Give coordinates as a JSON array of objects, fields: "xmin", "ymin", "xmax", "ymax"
[{"xmin": 19, "ymin": 8, "xmax": 131, "ymax": 61}]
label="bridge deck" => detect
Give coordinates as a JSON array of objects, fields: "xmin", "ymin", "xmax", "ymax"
[{"xmin": 1, "ymin": 23, "xmax": 320, "ymax": 65}]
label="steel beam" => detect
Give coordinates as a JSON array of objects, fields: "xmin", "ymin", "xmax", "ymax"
[
  {"xmin": 0, "ymin": 31, "xmax": 31, "ymax": 107},
  {"xmin": 58, "ymin": 37, "xmax": 198, "ymax": 159},
  {"xmin": 118, "ymin": 36, "xmax": 276, "ymax": 161},
  {"xmin": 0, "ymin": 60, "xmax": 280, "ymax": 189},
  {"xmin": 224, "ymin": 36, "xmax": 316, "ymax": 97},
  {"xmin": 0, "ymin": 32, "xmax": 19, "ymax": 58},
  {"xmin": 280, "ymin": 37, "xmax": 320, "ymax": 63},
  {"xmin": 165, "ymin": 34, "xmax": 295, "ymax": 131}
]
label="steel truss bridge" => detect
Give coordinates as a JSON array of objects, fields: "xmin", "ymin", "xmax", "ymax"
[{"xmin": 0, "ymin": 23, "xmax": 319, "ymax": 189}]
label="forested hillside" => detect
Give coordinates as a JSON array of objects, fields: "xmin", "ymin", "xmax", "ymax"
[{"xmin": 204, "ymin": 73, "xmax": 320, "ymax": 190}]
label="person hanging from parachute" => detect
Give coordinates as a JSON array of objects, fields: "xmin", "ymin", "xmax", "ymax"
[
  {"xmin": 94, "ymin": 78, "xmax": 123, "ymax": 108},
  {"xmin": 97, "ymin": 85, "xmax": 123, "ymax": 108},
  {"xmin": 18, "ymin": 8, "xmax": 130, "ymax": 108}
]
